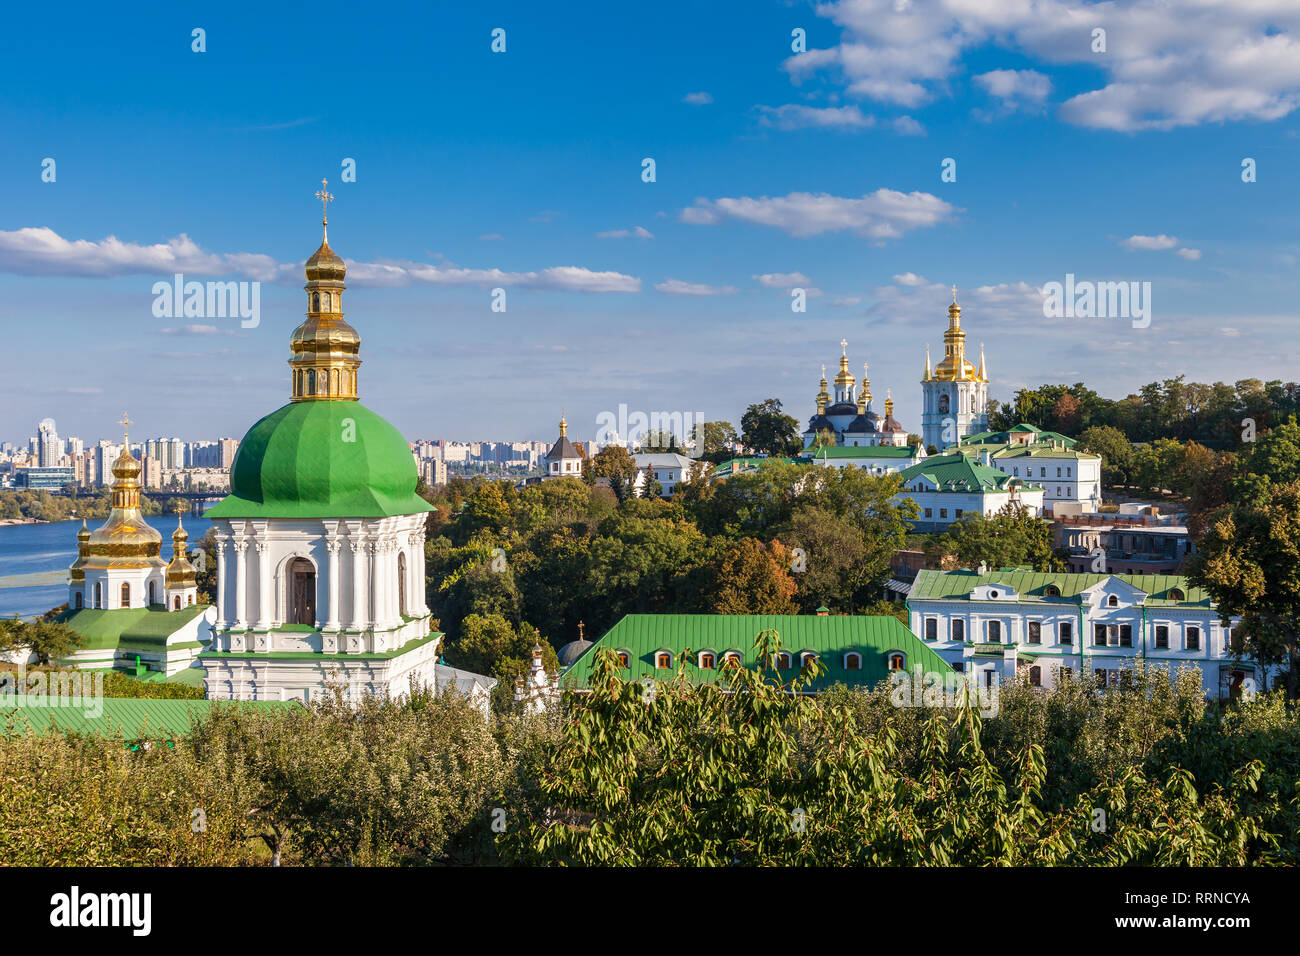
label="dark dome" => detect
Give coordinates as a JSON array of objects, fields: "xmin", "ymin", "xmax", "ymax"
[{"xmin": 558, "ymin": 639, "xmax": 594, "ymax": 667}]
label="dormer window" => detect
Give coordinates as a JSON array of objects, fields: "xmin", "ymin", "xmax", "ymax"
[
  {"xmin": 844, "ymin": 652, "xmax": 862, "ymax": 671},
  {"xmin": 888, "ymin": 652, "xmax": 906, "ymax": 671},
  {"xmin": 800, "ymin": 651, "xmax": 819, "ymax": 668},
  {"xmin": 615, "ymin": 650, "xmax": 630, "ymax": 669},
  {"xmin": 1168, "ymin": 587, "xmax": 1185, "ymax": 601},
  {"xmin": 698, "ymin": 651, "xmax": 715, "ymax": 669},
  {"xmin": 722, "ymin": 651, "xmax": 743, "ymax": 669},
  {"xmin": 655, "ymin": 651, "xmax": 673, "ymax": 669},
  {"xmin": 775, "ymin": 651, "xmax": 792, "ymax": 669},
  {"xmin": 1045, "ymin": 585, "xmax": 1060, "ymax": 597},
  {"xmin": 1107, "ymin": 595, "xmax": 1118, "ymax": 607}
]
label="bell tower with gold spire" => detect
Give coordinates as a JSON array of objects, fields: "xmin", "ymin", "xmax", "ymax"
[
  {"xmin": 290, "ymin": 179, "xmax": 361, "ymax": 402},
  {"xmin": 921, "ymin": 287, "xmax": 989, "ymax": 450}
]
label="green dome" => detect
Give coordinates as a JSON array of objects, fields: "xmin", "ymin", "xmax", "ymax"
[{"xmin": 207, "ymin": 402, "xmax": 434, "ymax": 519}]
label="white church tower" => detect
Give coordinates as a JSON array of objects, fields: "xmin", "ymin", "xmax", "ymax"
[{"xmin": 921, "ymin": 288, "xmax": 989, "ymax": 451}]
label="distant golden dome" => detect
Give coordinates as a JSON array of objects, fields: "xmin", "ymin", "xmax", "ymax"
[{"xmin": 305, "ymin": 239, "xmax": 346, "ymax": 282}]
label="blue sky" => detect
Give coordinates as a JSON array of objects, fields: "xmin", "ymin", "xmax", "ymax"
[{"xmin": 1, "ymin": 0, "xmax": 1298, "ymax": 447}]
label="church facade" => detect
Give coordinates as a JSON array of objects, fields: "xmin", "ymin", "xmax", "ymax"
[
  {"xmin": 201, "ymin": 184, "xmax": 441, "ymax": 703},
  {"xmin": 802, "ymin": 341, "xmax": 908, "ymax": 449}
]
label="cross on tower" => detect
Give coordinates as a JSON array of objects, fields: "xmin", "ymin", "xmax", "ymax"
[
  {"xmin": 315, "ymin": 178, "xmax": 334, "ymax": 225},
  {"xmin": 118, "ymin": 412, "xmax": 133, "ymax": 443},
  {"xmin": 841, "ymin": 338, "xmax": 848, "ymax": 354},
  {"xmin": 952, "ymin": 284, "xmax": 958, "ymax": 304}
]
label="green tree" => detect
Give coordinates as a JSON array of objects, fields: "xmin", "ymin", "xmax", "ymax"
[{"xmin": 740, "ymin": 399, "xmax": 801, "ymax": 457}]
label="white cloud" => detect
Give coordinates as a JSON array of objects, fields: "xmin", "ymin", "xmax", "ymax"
[
  {"xmin": 789, "ymin": 0, "xmax": 1300, "ymax": 131},
  {"xmin": 0, "ymin": 226, "xmax": 640, "ymax": 293},
  {"xmin": 892, "ymin": 271, "xmax": 926, "ymax": 286},
  {"xmin": 974, "ymin": 69, "xmax": 1052, "ymax": 110},
  {"xmin": 892, "ymin": 115, "xmax": 925, "ymax": 135},
  {"xmin": 596, "ymin": 226, "xmax": 654, "ymax": 239},
  {"xmin": 1121, "ymin": 234, "xmax": 1180, "ymax": 251},
  {"xmin": 1176, "ymin": 247, "xmax": 1203, "ymax": 260},
  {"xmin": 683, "ymin": 91, "xmax": 714, "ymax": 105},
  {"xmin": 654, "ymin": 279, "xmax": 739, "ymax": 296},
  {"xmin": 754, "ymin": 272, "xmax": 813, "ymax": 288},
  {"xmin": 756, "ymin": 103, "xmax": 874, "ymax": 129},
  {"xmin": 680, "ymin": 188, "xmax": 956, "ymax": 239}
]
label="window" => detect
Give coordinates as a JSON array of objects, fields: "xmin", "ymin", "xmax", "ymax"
[
  {"xmin": 1028, "ymin": 621, "xmax": 1041, "ymax": 644},
  {"xmin": 845, "ymin": 652, "xmax": 863, "ymax": 671},
  {"xmin": 776, "ymin": 651, "xmax": 792, "ymax": 669},
  {"xmin": 120, "ymin": 582, "xmax": 130, "ymax": 607},
  {"xmin": 616, "ymin": 651, "xmax": 630, "ymax": 668},
  {"xmin": 939, "ymin": 509, "xmax": 948, "ymax": 519},
  {"xmin": 722, "ymin": 651, "xmax": 743, "ymax": 669},
  {"xmin": 1045, "ymin": 585, "xmax": 1060, "ymax": 597},
  {"xmin": 94, "ymin": 582, "xmax": 102, "ymax": 609},
  {"xmin": 925, "ymin": 618, "xmax": 937, "ymax": 641},
  {"xmin": 289, "ymin": 557, "xmax": 316, "ymax": 626},
  {"xmin": 397, "ymin": 552, "xmax": 408, "ymax": 617},
  {"xmin": 1040, "ymin": 467, "xmax": 1047, "ymax": 477},
  {"xmin": 1029, "ymin": 665, "xmax": 1042, "ymax": 687},
  {"xmin": 1107, "ymin": 595, "xmax": 1119, "ymax": 607},
  {"xmin": 1120, "ymin": 624, "xmax": 1133, "ymax": 647},
  {"xmin": 887, "ymin": 652, "xmax": 906, "ymax": 671},
  {"xmin": 1056, "ymin": 467, "xmax": 1062, "ymax": 477},
  {"xmin": 984, "ymin": 671, "xmax": 995, "ymax": 688},
  {"xmin": 655, "ymin": 651, "xmax": 672, "ymax": 669},
  {"xmin": 75, "ymin": 591, "xmax": 83, "ymax": 609},
  {"xmin": 173, "ymin": 595, "xmax": 181, "ymax": 610},
  {"xmin": 924, "ymin": 508, "xmax": 933, "ymax": 518},
  {"xmin": 148, "ymin": 580, "xmax": 156, "ymax": 605},
  {"xmin": 1094, "ymin": 624, "xmax": 1107, "ymax": 646},
  {"xmin": 1059, "ymin": 621, "xmax": 1072, "ymax": 644},
  {"xmin": 800, "ymin": 651, "xmax": 820, "ymax": 668},
  {"xmin": 952, "ymin": 619, "xmax": 965, "ymax": 641},
  {"xmin": 955, "ymin": 509, "xmax": 963, "ymax": 518},
  {"xmin": 1155, "ymin": 625, "xmax": 1169, "ymax": 649},
  {"xmin": 699, "ymin": 651, "xmax": 715, "ymax": 669},
  {"xmin": 1186, "ymin": 627, "xmax": 1200, "ymax": 651},
  {"xmin": 987, "ymin": 621, "xmax": 1002, "ymax": 642},
  {"xmin": 1168, "ymin": 587, "xmax": 1185, "ymax": 601}
]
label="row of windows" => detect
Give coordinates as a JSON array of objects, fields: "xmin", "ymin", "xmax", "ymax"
[
  {"xmin": 627, "ymin": 650, "xmax": 908, "ymax": 672},
  {"xmin": 924, "ymin": 617, "xmax": 1217, "ymax": 649},
  {"xmin": 75, "ymin": 582, "xmax": 194, "ymax": 610}
]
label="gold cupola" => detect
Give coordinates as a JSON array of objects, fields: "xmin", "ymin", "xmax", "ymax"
[
  {"xmin": 558, "ymin": 412, "xmax": 568, "ymax": 438},
  {"xmin": 165, "ymin": 515, "xmax": 197, "ymax": 589},
  {"xmin": 859, "ymin": 362, "xmax": 872, "ymax": 409},
  {"xmin": 69, "ymin": 519, "xmax": 90, "ymax": 582},
  {"xmin": 834, "ymin": 339, "xmax": 855, "ymax": 392},
  {"xmin": 931, "ymin": 286, "xmax": 979, "ymax": 383},
  {"xmin": 816, "ymin": 366, "xmax": 829, "ymax": 414},
  {"xmin": 85, "ymin": 414, "xmax": 164, "ymax": 570},
  {"xmin": 291, "ymin": 179, "xmax": 361, "ymax": 402}
]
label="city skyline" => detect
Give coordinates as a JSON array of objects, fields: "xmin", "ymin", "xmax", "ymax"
[{"xmin": 2, "ymin": 2, "xmax": 1297, "ymax": 443}]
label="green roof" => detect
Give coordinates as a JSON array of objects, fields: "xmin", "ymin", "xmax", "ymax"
[
  {"xmin": 58, "ymin": 604, "xmax": 209, "ymax": 651},
  {"xmin": 811, "ymin": 445, "xmax": 917, "ymax": 460},
  {"xmin": 713, "ymin": 456, "xmax": 800, "ymax": 474},
  {"xmin": 959, "ymin": 424, "xmax": 1077, "ymax": 448},
  {"xmin": 899, "ymin": 453, "xmax": 1042, "ymax": 492},
  {"xmin": 208, "ymin": 401, "xmax": 434, "ymax": 519},
  {"xmin": 985, "ymin": 445, "xmax": 1099, "ymax": 461},
  {"xmin": 909, "ymin": 569, "xmax": 1213, "ymax": 606},
  {"xmin": 0, "ymin": 697, "xmax": 297, "ymax": 739},
  {"xmin": 560, "ymin": 613, "xmax": 952, "ymax": 692}
]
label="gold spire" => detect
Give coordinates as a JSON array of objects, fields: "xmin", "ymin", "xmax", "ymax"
[
  {"xmin": 292, "ymin": 179, "xmax": 360, "ymax": 402},
  {"xmin": 834, "ymin": 339, "xmax": 854, "ymax": 389},
  {"xmin": 860, "ymin": 362, "xmax": 871, "ymax": 408},
  {"xmin": 165, "ymin": 513, "xmax": 196, "ymax": 592},
  {"xmin": 930, "ymin": 286, "xmax": 977, "ymax": 382},
  {"xmin": 885, "ymin": 388, "xmax": 895, "ymax": 417},
  {"xmin": 816, "ymin": 365, "xmax": 829, "ymax": 414},
  {"xmin": 559, "ymin": 411, "xmax": 568, "ymax": 438},
  {"xmin": 923, "ymin": 344, "xmax": 932, "ymax": 382},
  {"xmin": 977, "ymin": 342, "xmax": 987, "ymax": 382}
]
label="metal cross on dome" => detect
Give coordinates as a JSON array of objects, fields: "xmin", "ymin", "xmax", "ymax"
[
  {"xmin": 118, "ymin": 412, "xmax": 133, "ymax": 443},
  {"xmin": 315, "ymin": 179, "xmax": 334, "ymax": 225}
]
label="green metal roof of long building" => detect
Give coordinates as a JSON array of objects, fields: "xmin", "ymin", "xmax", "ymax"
[
  {"xmin": 560, "ymin": 613, "xmax": 951, "ymax": 692},
  {"xmin": 0, "ymin": 697, "xmax": 298, "ymax": 739},
  {"xmin": 899, "ymin": 453, "xmax": 1044, "ymax": 492},
  {"xmin": 909, "ymin": 569, "xmax": 1214, "ymax": 606},
  {"xmin": 58, "ymin": 604, "xmax": 209, "ymax": 650},
  {"xmin": 810, "ymin": 445, "xmax": 918, "ymax": 460}
]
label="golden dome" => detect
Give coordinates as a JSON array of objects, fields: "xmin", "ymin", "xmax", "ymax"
[
  {"xmin": 84, "ymin": 420, "xmax": 164, "ymax": 570},
  {"xmin": 929, "ymin": 288, "xmax": 984, "ymax": 383},
  {"xmin": 833, "ymin": 339, "xmax": 855, "ymax": 388},
  {"xmin": 291, "ymin": 179, "xmax": 362, "ymax": 402},
  {"xmin": 165, "ymin": 516, "xmax": 197, "ymax": 587}
]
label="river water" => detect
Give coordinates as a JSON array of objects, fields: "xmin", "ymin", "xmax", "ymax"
[{"xmin": 0, "ymin": 514, "xmax": 213, "ymax": 619}]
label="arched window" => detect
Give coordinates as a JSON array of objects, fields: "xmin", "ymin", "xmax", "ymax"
[
  {"xmin": 312, "ymin": 292, "xmax": 320, "ymax": 311},
  {"xmin": 173, "ymin": 595, "xmax": 181, "ymax": 610},
  {"xmin": 1029, "ymin": 665, "xmax": 1042, "ymax": 687},
  {"xmin": 398, "ymin": 552, "xmax": 408, "ymax": 617},
  {"xmin": 306, "ymin": 369, "xmax": 317, "ymax": 395},
  {"xmin": 698, "ymin": 651, "xmax": 715, "ymax": 669},
  {"xmin": 94, "ymin": 582, "xmax": 102, "ymax": 609},
  {"xmin": 776, "ymin": 651, "xmax": 792, "ymax": 669},
  {"xmin": 1107, "ymin": 595, "xmax": 1118, "ymax": 607},
  {"xmin": 722, "ymin": 651, "xmax": 743, "ymax": 669},
  {"xmin": 1168, "ymin": 587, "xmax": 1185, "ymax": 602},
  {"xmin": 938, "ymin": 394, "xmax": 950, "ymax": 414},
  {"xmin": 800, "ymin": 651, "xmax": 819, "ymax": 668},
  {"xmin": 75, "ymin": 591, "xmax": 83, "ymax": 609},
  {"xmin": 616, "ymin": 650, "xmax": 630, "ymax": 669},
  {"xmin": 323, "ymin": 292, "xmax": 331, "ymax": 312},
  {"xmin": 148, "ymin": 580, "xmax": 156, "ymax": 605},
  {"xmin": 188, "ymin": 594, "xmax": 194, "ymax": 606},
  {"xmin": 288, "ymin": 557, "xmax": 316, "ymax": 626},
  {"xmin": 655, "ymin": 651, "xmax": 672, "ymax": 669},
  {"xmin": 844, "ymin": 652, "xmax": 862, "ymax": 671},
  {"xmin": 888, "ymin": 652, "xmax": 906, "ymax": 671},
  {"xmin": 1044, "ymin": 585, "xmax": 1060, "ymax": 597},
  {"xmin": 120, "ymin": 582, "xmax": 130, "ymax": 607}
]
